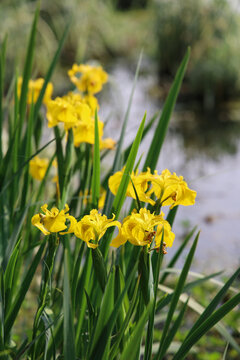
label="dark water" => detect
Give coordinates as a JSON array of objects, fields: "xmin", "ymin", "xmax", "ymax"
[{"xmin": 100, "ymin": 59, "xmax": 240, "ymax": 274}]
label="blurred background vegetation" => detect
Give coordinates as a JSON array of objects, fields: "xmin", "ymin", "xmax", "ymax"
[{"xmin": 1, "ymin": 0, "xmax": 240, "ymax": 105}]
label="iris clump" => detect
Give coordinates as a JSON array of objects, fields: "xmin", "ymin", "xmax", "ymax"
[{"xmin": 0, "ymin": 10, "xmax": 239, "ymax": 360}]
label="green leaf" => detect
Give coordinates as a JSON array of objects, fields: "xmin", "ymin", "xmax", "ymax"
[
  {"xmin": 2, "ymin": 208, "xmax": 27, "ymax": 268},
  {"xmin": 222, "ymin": 343, "xmax": 229, "ymax": 360},
  {"xmin": 91, "ymin": 247, "xmax": 107, "ymax": 292},
  {"xmin": 60, "ymin": 128, "xmax": 74, "ymax": 207},
  {"xmin": 0, "ymin": 138, "xmax": 55, "ymax": 198},
  {"xmin": 4, "ymin": 242, "xmax": 45, "ymax": 336},
  {"xmin": 33, "ymin": 22, "xmax": 70, "ymax": 120},
  {"xmin": 111, "ymin": 113, "xmax": 146, "ymax": 218},
  {"xmin": 0, "ymin": 35, "xmax": 7, "ymax": 162},
  {"xmin": 143, "ymin": 47, "xmax": 190, "ymax": 172},
  {"xmin": 160, "ymin": 226, "xmax": 197, "ymax": 284},
  {"xmin": 3, "ymin": 238, "xmax": 21, "ymax": 315},
  {"xmin": 160, "ymin": 298, "xmax": 189, "ymax": 356},
  {"xmin": 157, "ymin": 283, "xmax": 240, "ymax": 354},
  {"xmin": 109, "ymin": 277, "xmax": 140, "ymax": 360},
  {"xmin": 156, "ymin": 231, "xmax": 199, "ymax": 359},
  {"xmin": 119, "ymin": 301, "xmax": 153, "ymax": 360},
  {"xmin": 18, "ymin": 5, "xmax": 39, "ymax": 133},
  {"xmin": 84, "ymin": 288, "xmax": 95, "ymax": 339},
  {"xmin": 185, "ymin": 266, "xmax": 240, "ymax": 341},
  {"xmin": 101, "ymin": 113, "xmax": 146, "ymax": 257},
  {"xmin": 138, "ymin": 246, "xmax": 153, "ymax": 305},
  {"xmin": 54, "ymin": 127, "xmax": 64, "ymax": 199},
  {"xmin": 91, "ymin": 110, "xmax": 100, "ymax": 209},
  {"xmin": 172, "ymin": 292, "xmax": 240, "ymax": 360},
  {"xmin": 166, "ymin": 206, "xmax": 178, "ymax": 226},
  {"xmin": 91, "ymin": 266, "xmax": 115, "ymax": 352},
  {"xmin": 0, "ymin": 268, "xmax": 5, "ymax": 352},
  {"xmin": 103, "ymin": 52, "xmax": 143, "ymax": 216},
  {"xmin": 75, "ymin": 250, "xmax": 92, "ymax": 353},
  {"xmin": 144, "ymin": 236, "xmax": 164, "ymax": 360},
  {"xmin": 20, "ymin": 99, "xmax": 34, "ymax": 209},
  {"xmin": 63, "ymin": 249, "xmax": 75, "ymax": 359},
  {"xmin": 89, "ymin": 261, "xmax": 139, "ymax": 360}
]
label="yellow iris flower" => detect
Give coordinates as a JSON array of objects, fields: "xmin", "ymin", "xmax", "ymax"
[
  {"xmin": 31, "ymin": 204, "xmax": 76, "ymax": 236},
  {"xmin": 150, "ymin": 169, "xmax": 197, "ymax": 208},
  {"xmin": 111, "ymin": 208, "xmax": 175, "ymax": 249},
  {"xmin": 108, "ymin": 167, "xmax": 155, "ymax": 205},
  {"xmin": 74, "ymin": 209, "xmax": 120, "ymax": 249},
  {"xmin": 62, "ymin": 92, "xmax": 99, "ymax": 116},
  {"xmin": 17, "ymin": 77, "xmax": 53, "ymax": 104},
  {"xmin": 29, "ymin": 156, "xmax": 49, "ymax": 181},
  {"xmin": 109, "ymin": 168, "xmax": 196, "ymax": 209},
  {"xmin": 68, "ymin": 63, "xmax": 108, "ymax": 94}
]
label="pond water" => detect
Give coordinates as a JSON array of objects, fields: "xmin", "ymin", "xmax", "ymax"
[{"xmin": 100, "ymin": 59, "xmax": 240, "ymax": 275}]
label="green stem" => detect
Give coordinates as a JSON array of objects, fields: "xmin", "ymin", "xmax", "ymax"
[{"xmin": 31, "ymin": 234, "xmax": 58, "ymax": 359}]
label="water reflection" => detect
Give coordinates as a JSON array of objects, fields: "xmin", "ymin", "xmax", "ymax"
[{"xmin": 173, "ymin": 108, "xmax": 240, "ymax": 159}]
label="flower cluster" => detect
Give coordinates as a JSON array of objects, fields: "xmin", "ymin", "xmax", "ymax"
[
  {"xmin": 19, "ymin": 63, "xmax": 115, "ymax": 149},
  {"xmin": 109, "ymin": 168, "xmax": 197, "ymax": 209},
  {"xmin": 110, "ymin": 208, "xmax": 175, "ymax": 249},
  {"xmin": 68, "ymin": 64, "xmax": 108, "ymax": 95},
  {"xmin": 46, "ymin": 64, "xmax": 113, "ymax": 149},
  {"xmin": 31, "ymin": 169, "xmax": 196, "ymax": 252},
  {"xmin": 32, "ymin": 206, "xmax": 174, "ymax": 251}
]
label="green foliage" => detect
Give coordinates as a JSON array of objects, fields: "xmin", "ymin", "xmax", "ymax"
[{"xmin": 0, "ymin": 7, "xmax": 239, "ymax": 360}]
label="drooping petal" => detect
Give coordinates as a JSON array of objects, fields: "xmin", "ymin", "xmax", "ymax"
[{"xmin": 31, "ymin": 214, "xmax": 50, "ymax": 235}]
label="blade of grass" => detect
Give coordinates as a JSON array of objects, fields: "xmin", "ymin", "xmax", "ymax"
[
  {"xmin": 0, "ymin": 268, "xmax": 5, "ymax": 353},
  {"xmin": 33, "ymin": 22, "xmax": 71, "ymax": 120},
  {"xmin": 143, "ymin": 47, "xmax": 190, "ymax": 172},
  {"xmin": 91, "ymin": 266, "xmax": 115, "ymax": 352},
  {"xmin": 3, "ymin": 238, "xmax": 21, "ymax": 315},
  {"xmin": 157, "ymin": 284, "xmax": 240, "ymax": 354},
  {"xmin": 18, "ymin": 5, "xmax": 39, "ymax": 134},
  {"xmin": 223, "ymin": 343, "xmax": 229, "ymax": 360},
  {"xmin": 160, "ymin": 226, "xmax": 197, "ymax": 284},
  {"xmin": 89, "ymin": 261, "xmax": 139, "ymax": 359},
  {"xmin": 144, "ymin": 236, "xmax": 164, "ymax": 360},
  {"xmin": 123, "ymin": 111, "xmax": 159, "ymax": 163},
  {"xmin": 20, "ymin": 99, "xmax": 34, "ymax": 209},
  {"xmin": 91, "ymin": 110, "xmax": 100, "ymax": 208},
  {"xmin": 185, "ymin": 266, "xmax": 240, "ymax": 339},
  {"xmin": 3, "ymin": 207, "xmax": 27, "ymax": 268},
  {"xmin": 0, "ymin": 138, "xmax": 55, "ymax": 198},
  {"xmin": 162, "ymin": 298, "xmax": 189, "ymax": 355},
  {"xmin": 111, "ymin": 113, "xmax": 146, "ymax": 218},
  {"xmin": 91, "ymin": 248, "xmax": 107, "ymax": 292},
  {"xmin": 172, "ymin": 292, "xmax": 240, "ymax": 360},
  {"xmin": 101, "ymin": 113, "xmax": 146, "ymax": 257},
  {"xmin": 103, "ymin": 52, "xmax": 143, "ymax": 217},
  {"xmin": 119, "ymin": 301, "xmax": 153, "ymax": 360},
  {"xmin": 63, "ymin": 249, "xmax": 75, "ymax": 359},
  {"xmin": 156, "ymin": 231, "xmax": 199, "ymax": 359},
  {"xmin": 59, "ymin": 128, "xmax": 74, "ymax": 208},
  {"xmin": 109, "ymin": 277, "xmax": 140, "ymax": 360},
  {"xmin": 0, "ymin": 35, "xmax": 7, "ymax": 162},
  {"xmin": 4, "ymin": 242, "xmax": 46, "ymax": 336}
]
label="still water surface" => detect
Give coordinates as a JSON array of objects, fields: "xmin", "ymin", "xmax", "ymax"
[{"xmin": 100, "ymin": 59, "xmax": 240, "ymax": 275}]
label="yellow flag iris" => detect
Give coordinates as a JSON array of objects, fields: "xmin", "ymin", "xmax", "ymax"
[
  {"xmin": 31, "ymin": 204, "xmax": 76, "ymax": 235},
  {"xmin": 74, "ymin": 209, "xmax": 120, "ymax": 249},
  {"xmin": 111, "ymin": 208, "xmax": 175, "ymax": 249}
]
